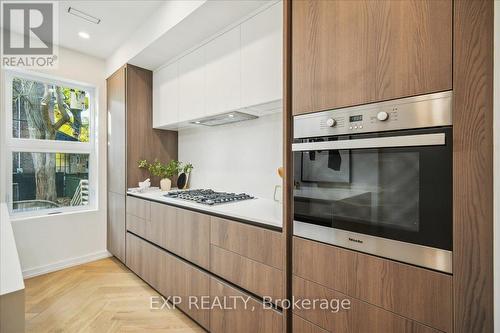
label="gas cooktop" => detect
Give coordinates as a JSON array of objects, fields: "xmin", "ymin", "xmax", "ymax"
[{"xmin": 164, "ymin": 189, "xmax": 255, "ymax": 206}]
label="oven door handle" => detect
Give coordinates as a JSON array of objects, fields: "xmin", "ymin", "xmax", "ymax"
[{"xmin": 291, "ymin": 133, "xmax": 445, "ymax": 151}]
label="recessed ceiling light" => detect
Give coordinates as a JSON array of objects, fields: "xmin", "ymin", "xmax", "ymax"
[
  {"xmin": 78, "ymin": 31, "xmax": 90, "ymax": 39},
  {"xmin": 228, "ymin": 114, "xmax": 234, "ymax": 118},
  {"xmin": 195, "ymin": 121, "xmax": 201, "ymax": 124}
]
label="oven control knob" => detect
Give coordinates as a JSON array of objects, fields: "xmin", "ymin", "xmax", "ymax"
[
  {"xmin": 377, "ymin": 111, "xmax": 389, "ymax": 121},
  {"xmin": 326, "ymin": 118, "xmax": 337, "ymax": 127}
]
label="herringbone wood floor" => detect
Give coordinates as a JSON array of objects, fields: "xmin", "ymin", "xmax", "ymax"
[{"xmin": 24, "ymin": 257, "xmax": 204, "ymax": 332}]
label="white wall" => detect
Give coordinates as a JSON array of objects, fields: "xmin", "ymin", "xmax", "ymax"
[
  {"xmin": 1, "ymin": 46, "xmax": 108, "ymax": 277},
  {"xmin": 494, "ymin": 1, "xmax": 499, "ymax": 331},
  {"xmin": 178, "ymin": 113, "xmax": 282, "ymax": 200},
  {"xmin": 106, "ymin": 0, "xmax": 206, "ymax": 76}
]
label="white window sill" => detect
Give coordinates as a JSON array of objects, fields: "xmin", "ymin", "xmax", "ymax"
[{"xmin": 9, "ymin": 205, "xmax": 99, "ymax": 222}]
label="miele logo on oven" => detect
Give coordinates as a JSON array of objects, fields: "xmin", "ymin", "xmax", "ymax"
[{"xmin": 348, "ymin": 237, "xmax": 364, "ymax": 244}]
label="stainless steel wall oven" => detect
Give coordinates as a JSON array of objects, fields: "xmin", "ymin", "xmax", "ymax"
[{"xmin": 292, "ymin": 92, "xmax": 453, "ymax": 273}]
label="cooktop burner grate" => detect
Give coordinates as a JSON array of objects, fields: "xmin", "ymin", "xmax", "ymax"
[{"xmin": 164, "ymin": 189, "xmax": 254, "ymax": 205}]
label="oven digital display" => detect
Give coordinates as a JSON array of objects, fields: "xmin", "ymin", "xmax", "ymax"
[{"xmin": 349, "ymin": 115, "xmax": 363, "ymax": 122}]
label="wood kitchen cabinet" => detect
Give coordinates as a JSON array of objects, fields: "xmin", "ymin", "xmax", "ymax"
[
  {"xmin": 293, "ymin": 315, "xmax": 328, "ymax": 333},
  {"xmin": 150, "ymin": 202, "xmax": 211, "ymax": 269},
  {"xmin": 292, "ymin": 0, "xmax": 452, "ymax": 115},
  {"xmin": 293, "ymin": 237, "xmax": 452, "ymax": 332},
  {"xmin": 293, "ymin": 276, "xmax": 441, "ymax": 333},
  {"xmin": 107, "ymin": 68, "xmax": 127, "ymax": 262},
  {"xmin": 107, "ymin": 191, "xmax": 126, "ymax": 262},
  {"xmin": 106, "ymin": 65, "xmax": 177, "ymax": 263},
  {"xmin": 210, "ymin": 245, "xmax": 283, "ymax": 301},
  {"xmin": 126, "ymin": 198, "xmax": 211, "ymax": 269},
  {"xmin": 210, "ymin": 216, "xmax": 284, "ymax": 301},
  {"xmin": 125, "ymin": 196, "xmax": 286, "ymax": 331},
  {"xmin": 210, "ymin": 277, "xmax": 283, "ymax": 333},
  {"xmin": 210, "ymin": 216, "xmax": 283, "ymax": 269},
  {"xmin": 126, "ymin": 230, "xmax": 284, "ymax": 333},
  {"xmin": 126, "ymin": 232, "xmax": 210, "ymax": 330},
  {"xmin": 125, "ymin": 195, "xmax": 150, "ymax": 241}
]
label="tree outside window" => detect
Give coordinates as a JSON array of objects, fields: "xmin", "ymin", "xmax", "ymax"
[{"xmin": 7, "ymin": 72, "xmax": 95, "ymax": 214}]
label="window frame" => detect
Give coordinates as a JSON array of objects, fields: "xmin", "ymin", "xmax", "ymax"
[{"xmin": 4, "ymin": 69, "xmax": 98, "ymax": 218}]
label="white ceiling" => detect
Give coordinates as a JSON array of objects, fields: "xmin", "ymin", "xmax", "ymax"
[
  {"xmin": 57, "ymin": 1, "xmax": 164, "ymax": 59},
  {"xmin": 129, "ymin": 0, "xmax": 271, "ymax": 70}
]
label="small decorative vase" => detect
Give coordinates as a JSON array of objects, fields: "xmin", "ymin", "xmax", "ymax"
[{"xmin": 160, "ymin": 178, "xmax": 172, "ymax": 191}]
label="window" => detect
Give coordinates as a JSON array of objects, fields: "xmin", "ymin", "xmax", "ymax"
[{"xmin": 5, "ymin": 70, "xmax": 96, "ymax": 216}]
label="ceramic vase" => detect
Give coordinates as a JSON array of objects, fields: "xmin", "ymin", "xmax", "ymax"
[{"xmin": 160, "ymin": 178, "xmax": 172, "ymax": 191}]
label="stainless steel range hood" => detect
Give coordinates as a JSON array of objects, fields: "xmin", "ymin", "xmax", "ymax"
[{"xmin": 189, "ymin": 111, "xmax": 258, "ymax": 126}]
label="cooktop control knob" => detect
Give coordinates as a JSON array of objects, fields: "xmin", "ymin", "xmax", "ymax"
[
  {"xmin": 326, "ymin": 118, "xmax": 337, "ymax": 127},
  {"xmin": 377, "ymin": 111, "xmax": 389, "ymax": 121}
]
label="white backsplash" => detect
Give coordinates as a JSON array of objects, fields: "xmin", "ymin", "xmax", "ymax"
[{"xmin": 178, "ymin": 112, "xmax": 282, "ymax": 200}]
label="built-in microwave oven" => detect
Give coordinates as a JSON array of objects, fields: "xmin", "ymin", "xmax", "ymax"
[{"xmin": 292, "ymin": 91, "xmax": 453, "ymax": 273}]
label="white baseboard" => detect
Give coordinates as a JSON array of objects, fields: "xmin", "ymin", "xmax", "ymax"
[{"xmin": 22, "ymin": 250, "xmax": 112, "ymax": 279}]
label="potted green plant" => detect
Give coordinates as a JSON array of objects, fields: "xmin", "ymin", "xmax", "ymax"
[
  {"xmin": 138, "ymin": 159, "xmax": 180, "ymax": 191},
  {"xmin": 177, "ymin": 163, "xmax": 194, "ymax": 189}
]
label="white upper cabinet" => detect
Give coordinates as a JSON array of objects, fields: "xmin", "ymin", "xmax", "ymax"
[
  {"xmin": 241, "ymin": 1, "xmax": 283, "ymax": 107},
  {"xmin": 153, "ymin": 62, "xmax": 178, "ymax": 128},
  {"xmin": 178, "ymin": 45, "xmax": 206, "ymax": 122},
  {"xmin": 152, "ymin": 2, "xmax": 283, "ymax": 129},
  {"xmin": 205, "ymin": 26, "xmax": 241, "ymax": 116}
]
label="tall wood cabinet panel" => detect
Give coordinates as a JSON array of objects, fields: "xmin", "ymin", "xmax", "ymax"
[
  {"xmin": 107, "ymin": 191, "xmax": 125, "ymax": 262},
  {"xmin": 291, "ymin": 0, "xmax": 452, "ymax": 115},
  {"xmin": 107, "ymin": 68, "xmax": 126, "ymax": 195},
  {"xmin": 106, "ymin": 64, "xmax": 178, "ymax": 262},
  {"xmin": 107, "ymin": 67, "xmax": 126, "ymax": 262},
  {"xmin": 126, "ymin": 65, "xmax": 178, "ymax": 188},
  {"xmin": 453, "ymin": 0, "xmax": 494, "ymax": 332}
]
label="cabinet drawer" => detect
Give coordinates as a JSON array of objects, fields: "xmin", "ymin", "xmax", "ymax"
[
  {"xmin": 150, "ymin": 202, "xmax": 210, "ymax": 269},
  {"xmin": 293, "ymin": 315, "xmax": 328, "ymax": 333},
  {"xmin": 210, "ymin": 277, "xmax": 283, "ymax": 333},
  {"xmin": 126, "ymin": 232, "xmax": 210, "ymax": 330},
  {"xmin": 126, "ymin": 196, "xmax": 150, "ymax": 220},
  {"xmin": 210, "ymin": 216, "xmax": 283, "ymax": 269},
  {"xmin": 293, "ymin": 276, "xmax": 440, "ymax": 333},
  {"xmin": 293, "ymin": 237, "xmax": 452, "ymax": 332},
  {"xmin": 125, "ymin": 231, "xmax": 162, "ymax": 288},
  {"xmin": 126, "ymin": 213, "xmax": 148, "ymax": 239},
  {"xmin": 210, "ymin": 245, "xmax": 283, "ymax": 300}
]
